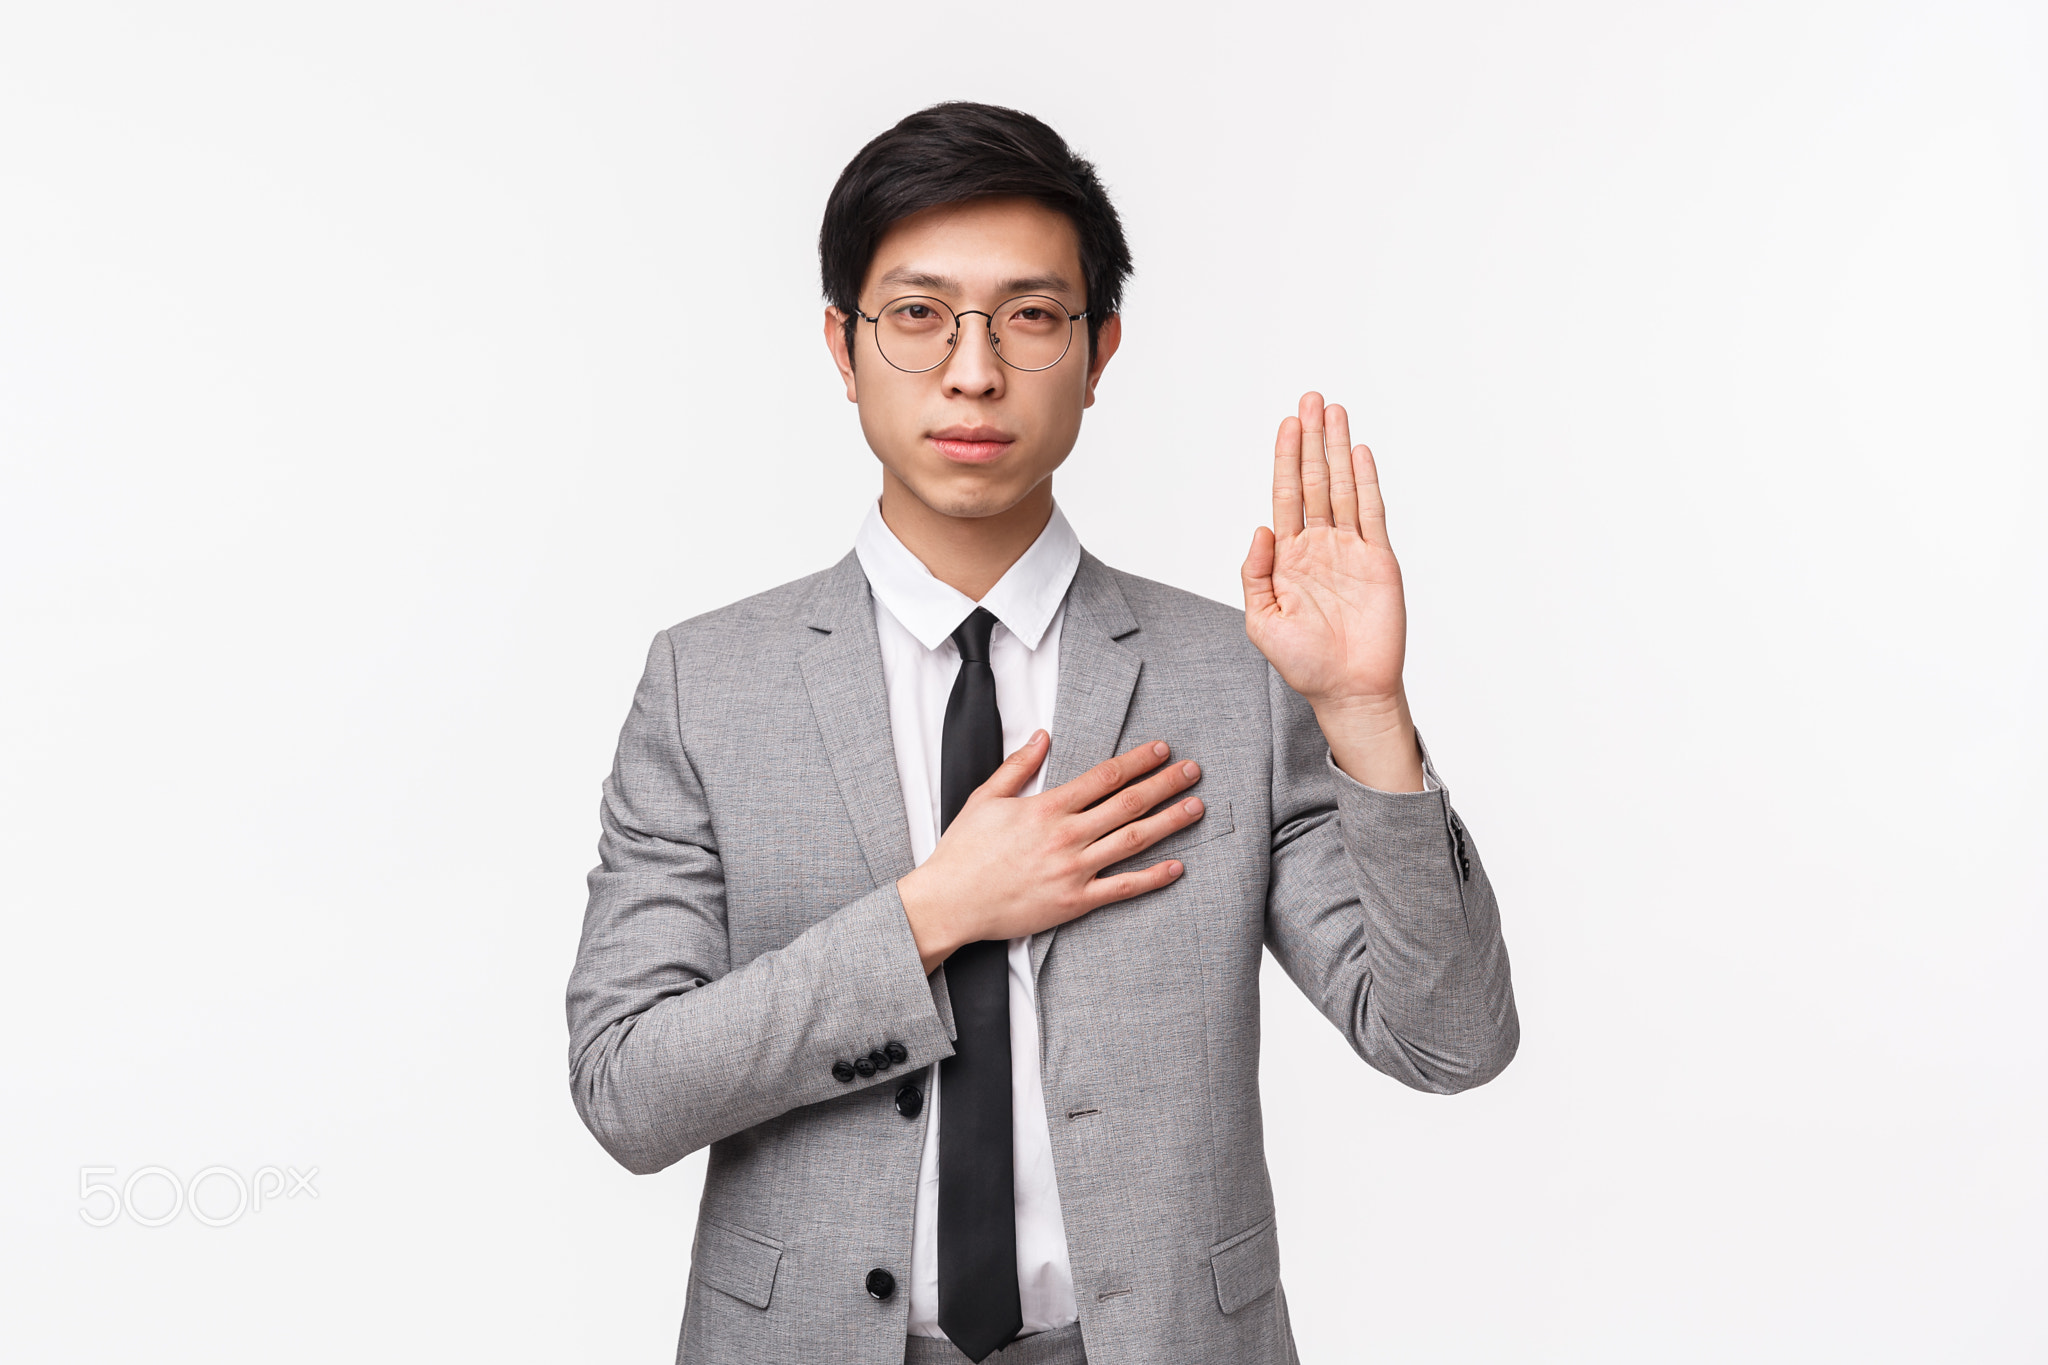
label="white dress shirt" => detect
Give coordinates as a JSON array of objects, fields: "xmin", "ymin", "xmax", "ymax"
[{"xmin": 853, "ymin": 497, "xmax": 1082, "ymax": 1341}]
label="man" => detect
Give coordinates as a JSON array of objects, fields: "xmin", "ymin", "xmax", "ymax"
[{"xmin": 566, "ymin": 102, "xmax": 1516, "ymax": 1365}]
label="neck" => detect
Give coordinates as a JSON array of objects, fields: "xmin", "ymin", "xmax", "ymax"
[{"xmin": 877, "ymin": 473, "xmax": 1054, "ymax": 601}]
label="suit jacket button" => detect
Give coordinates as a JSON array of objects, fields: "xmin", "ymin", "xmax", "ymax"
[
  {"xmin": 866, "ymin": 1267, "xmax": 896, "ymax": 1300},
  {"xmin": 868, "ymin": 1048, "xmax": 891, "ymax": 1072},
  {"xmin": 883, "ymin": 1040, "xmax": 909, "ymax": 1064},
  {"xmin": 894, "ymin": 1084, "xmax": 924, "ymax": 1118},
  {"xmin": 853, "ymin": 1055, "xmax": 877, "ymax": 1078},
  {"xmin": 831, "ymin": 1060, "xmax": 856, "ymax": 1083}
]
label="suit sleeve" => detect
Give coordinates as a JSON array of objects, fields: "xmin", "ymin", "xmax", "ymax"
[
  {"xmin": 564, "ymin": 630, "xmax": 956, "ymax": 1175},
  {"xmin": 1261, "ymin": 664, "xmax": 1519, "ymax": 1093}
]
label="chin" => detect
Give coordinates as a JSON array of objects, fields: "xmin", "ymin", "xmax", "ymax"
[
  {"xmin": 922, "ymin": 488, "xmax": 1023, "ymax": 521},
  {"xmin": 900, "ymin": 466, "xmax": 1038, "ymax": 522}
]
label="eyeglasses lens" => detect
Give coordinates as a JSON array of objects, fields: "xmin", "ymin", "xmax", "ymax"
[{"xmin": 873, "ymin": 295, "xmax": 1073, "ymax": 373}]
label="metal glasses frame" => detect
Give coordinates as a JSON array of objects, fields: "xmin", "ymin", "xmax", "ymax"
[{"xmin": 848, "ymin": 294, "xmax": 1090, "ymax": 373}]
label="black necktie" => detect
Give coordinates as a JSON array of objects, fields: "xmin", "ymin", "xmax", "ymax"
[{"xmin": 935, "ymin": 607, "xmax": 1022, "ymax": 1362}]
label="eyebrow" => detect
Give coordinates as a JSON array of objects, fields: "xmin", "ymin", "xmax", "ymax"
[{"xmin": 875, "ymin": 267, "xmax": 1078, "ymax": 298}]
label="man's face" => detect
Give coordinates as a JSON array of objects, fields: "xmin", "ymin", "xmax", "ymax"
[{"xmin": 825, "ymin": 197, "xmax": 1120, "ymax": 521}]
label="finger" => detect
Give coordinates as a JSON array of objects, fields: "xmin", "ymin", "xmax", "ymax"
[
  {"xmin": 1241, "ymin": 527, "xmax": 1277, "ymax": 618},
  {"xmin": 1325, "ymin": 403, "xmax": 1360, "ymax": 532},
  {"xmin": 1076, "ymin": 757, "xmax": 1202, "ymax": 843},
  {"xmin": 1298, "ymin": 392, "xmax": 1332, "ymax": 528},
  {"xmin": 978, "ymin": 729, "xmax": 1051, "ymax": 800},
  {"xmin": 1080, "ymin": 857, "xmax": 1185, "ymax": 914},
  {"xmin": 1272, "ymin": 417, "xmax": 1304, "ymax": 535},
  {"xmin": 1082, "ymin": 795, "xmax": 1207, "ymax": 874},
  {"xmin": 1352, "ymin": 442, "xmax": 1391, "ymax": 549},
  {"xmin": 1050, "ymin": 740, "xmax": 1172, "ymax": 814}
]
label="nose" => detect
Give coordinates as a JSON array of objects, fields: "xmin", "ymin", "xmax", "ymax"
[{"xmin": 940, "ymin": 310, "xmax": 1005, "ymax": 398}]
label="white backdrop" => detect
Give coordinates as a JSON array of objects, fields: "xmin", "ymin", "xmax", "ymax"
[{"xmin": 3, "ymin": 2, "xmax": 2043, "ymax": 1361}]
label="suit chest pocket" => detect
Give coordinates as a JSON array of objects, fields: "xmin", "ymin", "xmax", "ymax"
[{"xmin": 1097, "ymin": 798, "xmax": 1235, "ymax": 878}]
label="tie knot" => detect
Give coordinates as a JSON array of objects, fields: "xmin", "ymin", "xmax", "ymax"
[{"xmin": 950, "ymin": 607, "xmax": 998, "ymax": 664}]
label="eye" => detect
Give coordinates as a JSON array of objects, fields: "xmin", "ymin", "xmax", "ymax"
[{"xmin": 1003, "ymin": 301, "xmax": 1066, "ymax": 330}]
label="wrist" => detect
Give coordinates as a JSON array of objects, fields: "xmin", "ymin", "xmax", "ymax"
[
  {"xmin": 1307, "ymin": 687, "xmax": 1410, "ymax": 734},
  {"xmin": 897, "ymin": 867, "xmax": 968, "ymax": 975},
  {"xmin": 1312, "ymin": 690, "xmax": 1425, "ymax": 793}
]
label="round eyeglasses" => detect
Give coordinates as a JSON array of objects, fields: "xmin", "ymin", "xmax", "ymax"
[{"xmin": 849, "ymin": 294, "xmax": 1088, "ymax": 373}]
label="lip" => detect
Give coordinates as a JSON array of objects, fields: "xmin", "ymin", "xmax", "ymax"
[{"xmin": 927, "ymin": 425, "xmax": 1015, "ymax": 464}]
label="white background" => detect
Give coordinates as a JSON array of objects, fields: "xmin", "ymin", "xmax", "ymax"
[{"xmin": 2, "ymin": 2, "xmax": 2043, "ymax": 1360}]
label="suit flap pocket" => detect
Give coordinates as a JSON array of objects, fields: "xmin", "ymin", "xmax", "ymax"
[
  {"xmin": 693, "ymin": 1218, "xmax": 783, "ymax": 1309},
  {"xmin": 1100, "ymin": 799, "xmax": 1235, "ymax": 877},
  {"xmin": 1210, "ymin": 1214, "xmax": 1279, "ymax": 1315}
]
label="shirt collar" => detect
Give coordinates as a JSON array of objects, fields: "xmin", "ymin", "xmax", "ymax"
[{"xmin": 853, "ymin": 497, "xmax": 1081, "ymax": 652}]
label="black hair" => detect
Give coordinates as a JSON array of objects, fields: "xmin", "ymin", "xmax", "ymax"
[{"xmin": 819, "ymin": 101, "xmax": 1133, "ymax": 359}]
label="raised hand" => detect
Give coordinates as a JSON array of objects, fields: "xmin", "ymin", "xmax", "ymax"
[
  {"xmin": 1242, "ymin": 392, "xmax": 1425, "ymax": 792},
  {"xmin": 897, "ymin": 733, "xmax": 1207, "ymax": 973}
]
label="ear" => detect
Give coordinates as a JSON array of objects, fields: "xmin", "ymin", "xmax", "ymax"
[
  {"xmin": 1081, "ymin": 313, "xmax": 1122, "ymax": 409},
  {"xmin": 824, "ymin": 307, "xmax": 859, "ymax": 403}
]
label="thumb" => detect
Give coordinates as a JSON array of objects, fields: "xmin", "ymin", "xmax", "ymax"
[
  {"xmin": 1241, "ymin": 527, "xmax": 1278, "ymax": 617},
  {"xmin": 979, "ymin": 729, "xmax": 1050, "ymax": 799}
]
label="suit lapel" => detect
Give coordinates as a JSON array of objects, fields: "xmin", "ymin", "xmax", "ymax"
[
  {"xmin": 798, "ymin": 552, "xmax": 917, "ymax": 889},
  {"xmin": 1031, "ymin": 551, "xmax": 1143, "ymax": 983}
]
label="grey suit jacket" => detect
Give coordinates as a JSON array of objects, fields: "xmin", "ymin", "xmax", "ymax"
[{"xmin": 566, "ymin": 549, "xmax": 1517, "ymax": 1365}]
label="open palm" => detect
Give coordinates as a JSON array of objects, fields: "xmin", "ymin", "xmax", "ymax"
[{"xmin": 1241, "ymin": 393, "xmax": 1406, "ymax": 708}]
